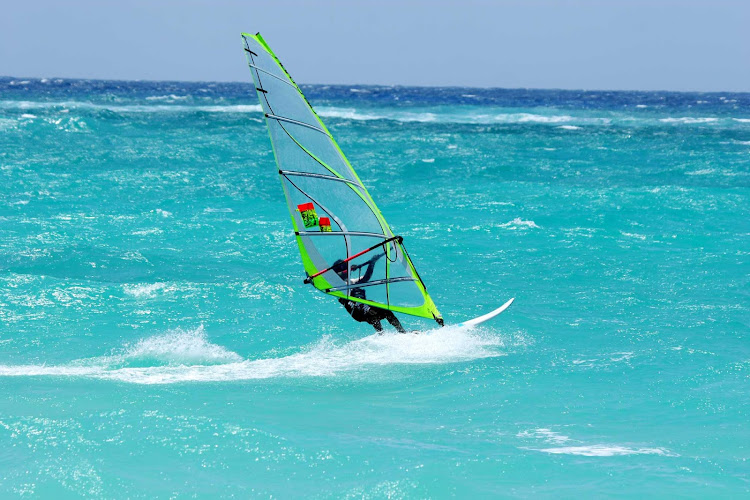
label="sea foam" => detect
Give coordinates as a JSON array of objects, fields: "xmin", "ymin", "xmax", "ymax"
[
  {"xmin": 0, "ymin": 326, "xmax": 510, "ymax": 385},
  {"xmin": 536, "ymin": 445, "xmax": 675, "ymax": 457}
]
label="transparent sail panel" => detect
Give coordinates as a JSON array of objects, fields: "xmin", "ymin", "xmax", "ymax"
[
  {"xmin": 243, "ymin": 37, "xmax": 289, "ymax": 84},
  {"xmin": 242, "ymin": 33, "xmax": 440, "ymax": 320}
]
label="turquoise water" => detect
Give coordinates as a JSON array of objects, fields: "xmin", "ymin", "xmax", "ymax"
[{"xmin": 1, "ymin": 78, "xmax": 749, "ymax": 497}]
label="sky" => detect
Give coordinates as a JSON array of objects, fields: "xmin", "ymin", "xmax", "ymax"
[{"xmin": 1, "ymin": 0, "xmax": 748, "ymax": 92}]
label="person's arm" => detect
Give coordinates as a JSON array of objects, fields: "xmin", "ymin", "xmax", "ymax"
[{"xmin": 354, "ymin": 252, "xmax": 384, "ymax": 283}]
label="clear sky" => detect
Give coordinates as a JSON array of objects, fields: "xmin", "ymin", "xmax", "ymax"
[{"xmin": 1, "ymin": 0, "xmax": 748, "ymax": 91}]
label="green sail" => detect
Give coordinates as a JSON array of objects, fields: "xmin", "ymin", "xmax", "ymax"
[{"xmin": 241, "ymin": 32, "xmax": 442, "ymax": 322}]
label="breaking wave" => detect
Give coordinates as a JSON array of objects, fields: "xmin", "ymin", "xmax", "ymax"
[
  {"xmin": 3, "ymin": 99, "xmax": 748, "ymax": 128},
  {"xmin": 535, "ymin": 445, "xmax": 676, "ymax": 457},
  {"xmin": 659, "ymin": 117, "xmax": 719, "ymax": 124},
  {"xmin": 0, "ymin": 100, "xmax": 263, "ymax": 114},
  {"xmin": 0, "ymin": 325, "xmax": 511, "ymax": 385},
  {"xmin": 499, "ymin": 218, "xmax": 540, "ymax": 230}
]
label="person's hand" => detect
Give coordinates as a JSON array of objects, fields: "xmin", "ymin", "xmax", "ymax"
[
  {"xmin": 352, "ymin": 252, "xmax": 384, "ymax": 271},
  {"xmin": 370, "ymin": 252, "xmax": 385, "ymax": 263}
]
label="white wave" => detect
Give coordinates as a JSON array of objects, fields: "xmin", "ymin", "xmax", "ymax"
[
  {"xmin": 686, "ymin": 168, "xmax": 716, "ymax": 176},
  {"xmin": 620, "ymin": 231, "xmax": 647, "ymax": 240},
  {"xmin": 131, "ymin": 228, "xmax": 162, "ymax": 236},
  {"xmin": 20, "ymin": 113, "xmax": 36, "ymax": 119},
  {"xmin": 536, "ymin": 445, "xmax": 675, "ymax": 457},
  {"xmin": 515, "ymin": 113, "xmax": 573, "ymax": 123},
  {"xmin": 195, "ymin": 105, "xmax": 261, "ymax": 113},
  {"xmin": 499, "ymin": 218, "xmax": 540, "ymax": 230},
  {"xmin": 659, "ymin": 117, "xmax": 718, "ymax": 124},
  {"xmin": 317, "ymin": 107, "xmax": 436, "ymax": 122},
  {"xmin": 0, "ymin": 118, "xmax": 16, "ymax": 130},
  {"xmin": 145, "ymin": 94, "xmax": 190, "ymax": 101},
  {"xmin": 123, "ymin": 282, "xmax": 166, "ymax": 298},
  {"xmin": 0, "ymin": 98, "xmax": 584, "ymax": 125},
  {"xmin": 0, "ymin": 99, "xmax": 262, "ymax": 114},
  {"xmin": 10, "ymin": 98, "xmax": 739, "ymax": 128},
  {"xmin": 0, "ymin": 326, "xmax": 509, "ymax": 384},
  {"xmin": 112, "ymin": 326, "xmax": 242, "ymax": 366},
  {"xmin": 733, "ymin": 140, "xmax": 750, "ymax": 145},
  {"xmin": 517, "ymin": 428, "xmax": 570, "ymax": 445}
]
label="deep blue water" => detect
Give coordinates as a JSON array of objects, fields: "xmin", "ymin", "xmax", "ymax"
[{"xmin": 0, "ymin": 77, "xmax": 749, "ymax": 497}]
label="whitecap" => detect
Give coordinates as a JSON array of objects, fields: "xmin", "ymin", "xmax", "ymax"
[
  {"xmin": 685, "ymin": 168, "xmax": 715, "ymax": 176},
  {"xmin": 123, "ymin": 282, "xmax": 166, "ymax": 298},
  {"xmin": 145, "ymin": 94, "xmax": 190, "ymax": 101},
  {"xmin": 536, "ymin": 445, "xmax": 675, "ymax": 457},
  {"xmin": 514, "ymin": 113, "xmax": 573, "ymax": 124},
  {"xmin": 0, "ymin": 99, "xmax": 262, "ymax": 114},
  {"xmin": 620, "ymin": 232, "xmax": 646, "ymax": 240},
  {"xmin": 659, "ymin": 117, "xmax": 718, "ymax": 124},
  {"xmin": 131, "ymin": 228, "xmax": 163, "ymax": 236},
  {"xmin": 498, "ymin": 218, "xmax": 540, "ymax": 230},
  {"xmin": 558, "ymin": 125, "xmax": 581, "ymax": 130},
  {"xmin": 0, "ymin": 118, "xmax": 17, "ymax": 130},
  {"xmin": 517, "ymin": 428, "xmax": 570, "ymax": 445}
]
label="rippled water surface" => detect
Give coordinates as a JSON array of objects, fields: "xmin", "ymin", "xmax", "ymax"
[{"xmin": 1, "ymin": 77, "xmax": 749, "ymax": 497}]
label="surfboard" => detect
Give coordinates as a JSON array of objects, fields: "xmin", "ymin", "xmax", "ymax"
[{"xmin": 456, "ymin": 298, "xmax": 515, "ymax": 328}]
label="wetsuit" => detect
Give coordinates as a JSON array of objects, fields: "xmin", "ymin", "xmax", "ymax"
[{"xmin": 335, "ymin": 255, "xmax": 406, "ymax": 333}]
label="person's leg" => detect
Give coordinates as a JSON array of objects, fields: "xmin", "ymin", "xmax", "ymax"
[
  {"xmin": 385, "ymin": 312, "xmax": 406, "ymax": 333},
  {"xmin": 371, "ymin": 319, "xmax": 383, "ymax": 333}
]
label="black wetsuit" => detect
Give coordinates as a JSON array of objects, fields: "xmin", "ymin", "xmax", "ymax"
[{"xmin": 336, "ymin": 256, "xmax": 405, "ymax": 333}]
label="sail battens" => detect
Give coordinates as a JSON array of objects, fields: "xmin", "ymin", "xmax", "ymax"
[
  {"xmin": 265, "ymin": 113, "xmax": 330, "ymax": 136},
  {"xmin": 247, "ymin": 63, "xmax": 298, "ymax": 90},
  {"xmin": 324, "ymin": 277, "xmax": 416, "ymax": 293},
  {"xmin": 281, "ymin": 170, "xmax": 360, "ymax": 186},
  {"xmin": 297, "ymin": 231, "xmax": 388, "ymax": 238}
]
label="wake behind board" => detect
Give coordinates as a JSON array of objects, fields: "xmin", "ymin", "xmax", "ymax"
[{"xmin": 456, "ymin": 298, "xmax": 515, "ymax": 328}]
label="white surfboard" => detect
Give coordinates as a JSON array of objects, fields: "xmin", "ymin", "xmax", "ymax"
[{"xmin": 456, "ymin": 298, "xmax": 515, "ymax": 328}]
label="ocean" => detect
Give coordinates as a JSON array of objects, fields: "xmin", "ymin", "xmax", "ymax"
[{"xmin": 0, "ymin": 77, "xmax": 748, "ymax": 497}]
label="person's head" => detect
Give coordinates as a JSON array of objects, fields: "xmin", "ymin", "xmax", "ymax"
[{"xmin": 332, "ymin": 259, "xmax": 348, "ymax": 281}]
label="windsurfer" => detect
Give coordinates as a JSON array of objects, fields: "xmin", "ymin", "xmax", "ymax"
[{"xmin": 332, "ymin": 254, "xmax": 406, "ymax": 333}]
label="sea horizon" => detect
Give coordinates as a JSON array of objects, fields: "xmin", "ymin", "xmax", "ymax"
[{"xmin": 4, "ymin": 75, "xmax": 750, "ymax": 95}]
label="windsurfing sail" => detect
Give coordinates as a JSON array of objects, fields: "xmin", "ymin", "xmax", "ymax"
[{"xmin": 241, "ymin": 32, "xmax": 442, "ymax": 323}]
